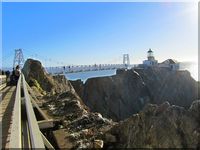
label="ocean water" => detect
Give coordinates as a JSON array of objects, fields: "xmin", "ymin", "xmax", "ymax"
[
  {"xmin": 65, "ymin": 69, "xmax": 116, "ymax": 83},
  {"xmin": 65, "ymin": 62, "xmax": 198, "ymax": 82}
]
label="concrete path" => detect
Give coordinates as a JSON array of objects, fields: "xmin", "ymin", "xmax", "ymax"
[{"xmin": 0, "ymin": 86, "xmax": 16, "ymax": 149}]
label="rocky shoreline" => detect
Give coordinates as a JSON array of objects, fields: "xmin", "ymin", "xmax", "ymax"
[{"xmin": 22, "ymin": 59, "xmax": 200, "ymax": 149}]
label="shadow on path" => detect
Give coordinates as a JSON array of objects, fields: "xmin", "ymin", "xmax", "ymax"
[{"xmin": 1, "ymin": 87, "xmax": 16, "ymax": 148}]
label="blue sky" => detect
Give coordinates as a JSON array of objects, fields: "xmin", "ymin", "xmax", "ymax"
[{"xmin": 2, "ymin": 2, "xmax": 198, "ymax": 67}]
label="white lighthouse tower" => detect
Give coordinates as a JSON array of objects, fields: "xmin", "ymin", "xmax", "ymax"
[{"xmin": 143, "ymin": 48, "xmax": 158, "ymax": 67}]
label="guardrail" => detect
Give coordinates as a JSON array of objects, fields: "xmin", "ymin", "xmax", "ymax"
[
  {"xmin": 9, "ymin": 75, "xmax": 22, "ymax": 148},
  {"xmin": 9, "ymin": 73, "xmax": 53, "ymax": 149},
  {"xmin": 22, "ymin": 74, "xmax": 45, "ymax": 148}
]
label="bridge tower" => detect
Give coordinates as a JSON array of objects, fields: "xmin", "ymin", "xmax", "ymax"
[
  {"xmin": 13, "ymin": 49, "xmax": 25, "ymax": 68},
  {"xmin": 123, "ymin": 54, "xmax": 130, "ymax": 68}
]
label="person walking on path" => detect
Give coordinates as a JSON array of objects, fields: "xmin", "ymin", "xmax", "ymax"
[
  {"xmin": 5, "ymin": 70, "xmax": 10, "ymax": 85},
  {"xmin": 14, "ymin": 65, "xmax": 21, "ymax": 83}
]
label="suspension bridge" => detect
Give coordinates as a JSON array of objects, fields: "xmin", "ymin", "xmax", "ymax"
[
  {"xmin": 0, "ymin": 49, "xmax": 135, "ymax": 149},
  {"xmin": 2, "ymin": 49, "xmax": 136, "ymax": 75},
  {"xmin": 46, "ymin": 63, "xmax": 136, "ymax": 75},
  {"xmin": 43, "ymin": 53, "xmax": 133, "ymax": 74}
]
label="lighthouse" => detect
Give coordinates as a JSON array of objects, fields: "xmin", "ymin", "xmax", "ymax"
[
  {"xmin": 143, "ymin": 48, "xmax": 158, "ymax": 67},
  {"xmin": 147, "ymin": 48, "xmax": 155, "ymax": 61}
]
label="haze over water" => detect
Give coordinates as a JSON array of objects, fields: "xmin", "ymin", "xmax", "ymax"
[{"xmin": 179, "ymin": 61, "xmax": 198, "ymax": 81}]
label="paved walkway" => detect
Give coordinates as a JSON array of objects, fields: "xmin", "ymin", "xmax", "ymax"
[{"xmin": 0, "ymin": 86, "xmax": 16, "ymax": 149}]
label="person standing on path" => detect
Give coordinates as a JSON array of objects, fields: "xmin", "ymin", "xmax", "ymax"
[{"xmin": 14, "ymin": 65, "xmax": 21, "ymax": 84}]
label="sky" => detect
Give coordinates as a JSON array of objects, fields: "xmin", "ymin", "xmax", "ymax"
[{"xmin": 2, "ymin": 2, "xmax": 198, "ymax": 67}]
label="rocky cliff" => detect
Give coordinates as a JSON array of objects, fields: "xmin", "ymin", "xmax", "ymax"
[
  {"xmin": 70, "ymin": 79, "xmax": 84, "ymax": 99},
  {"xmin": 22, "ymin": 59, "xmax": 199, "ymax": 149},
  {"xmin": 72, "ymin": 67, "xmax": 198, "ymax": 121},
  {"xmin": 134, "ymin": 67, "xmax": 198, "ymax": 107},
  {"xmin": 22, "ymin": 59, "xmax": 114, "ymax": 149},
  {"xmin": 82, "ymin": 69, "xmax": 151, "ymax": 121},
  {"xmin": 104, "ymin": 100, "xmax": 200, "ymax": 148},
  {"xmin": 22, "ymin": 59, "xmax": 72, "ymax": 95}
]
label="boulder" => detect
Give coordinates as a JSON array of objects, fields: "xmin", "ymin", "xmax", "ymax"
[{"xmin": 93, "ymin": 139, "xmax": 104, "ymax": 148}]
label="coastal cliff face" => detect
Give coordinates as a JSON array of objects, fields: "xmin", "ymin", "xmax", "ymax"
[
  {"xmin": 82, "ymin": 69, "xmax": 151, "ymax": 121},
  {"xmin": 22, "ymin": 59, "xmax": 114, "ymax": 149},
  {"xmin": 22, "ymin": 59, "xmax": 199, "ymax": 149},
  {"xmin": 104, "ymin": 100, "xmax": 200, "ymax": 148},
  {"xmin": 134, "ymin": 67, "xmax": 198, "ymax": 107},
  {"xmin": 72, "ymin": 67, "xmax": 198, "ymax": 121},
  {"xmin": 70, "ymin": 79, "xmax": 84, "ymax": 99}
]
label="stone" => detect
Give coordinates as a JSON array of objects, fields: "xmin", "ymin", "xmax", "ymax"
[{"xmin": 93, "ymin": 139, "xmax": 104, "ymax": 148}]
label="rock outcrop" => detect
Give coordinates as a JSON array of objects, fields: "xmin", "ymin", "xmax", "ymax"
[
  {"xmin": 134, "ymin": 67, "xmax": 198, "ymax": 107},
  {"xmin": 73, "ymin": 67, "xmax": 198, "ymax": 121},
  {"xmin": 104, "ymin": 100, "xmax": 200, "ymax": 148},
  {"xmin": 82, "ymin": 69, "xmax": 151, "ymax": 121},
  {"xmin": 22, "ymin": 59, "xmax": 72, "ymax": 95},
  {"xmin": 22, "ymin": 59, "xmax": 114, "ymax": 149},
  {"xmin": 44, "ymin": 91, "xmax": 114, "ymax": 149},
  {"xmin": 70, "ymin": 79, "xmax": 84, "ymax": 98}
]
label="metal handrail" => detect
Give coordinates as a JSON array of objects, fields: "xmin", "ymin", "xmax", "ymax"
[
  {"xmin": 9, "ymin": 73, "xmax": 53, "ymax": 148},
  {"xmin": 22, "ymin": 74, "xmax": 45, "ymax": 148},
  {"xmin": 9, "ymin": 75, "xmax": 22, "ymax": 148}
]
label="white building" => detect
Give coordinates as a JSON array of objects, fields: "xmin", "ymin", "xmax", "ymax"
[
  {"xmin": 159, "ymin": 59, "xmax": 179, "ymax": 70},
  {"xmin": 143, "ymin": 49, "xmax": 158, "ymax": 67},
  {"xmin": 142, "ymin": 49, "xmax": 179, "ymax": 70}
]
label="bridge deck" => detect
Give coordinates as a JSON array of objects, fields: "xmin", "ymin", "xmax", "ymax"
[{"xmin": 0, "ymin": 86, "xmax": 16, "ymax": 149}]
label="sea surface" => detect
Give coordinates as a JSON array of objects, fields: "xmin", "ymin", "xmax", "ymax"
[
  {"xmin": 65, "ymin": 62, "xmax": 198, "ymax": 83},
  {"xmin": 65, "ymin": 69, "xmax": 116, "ymax": 83}
]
